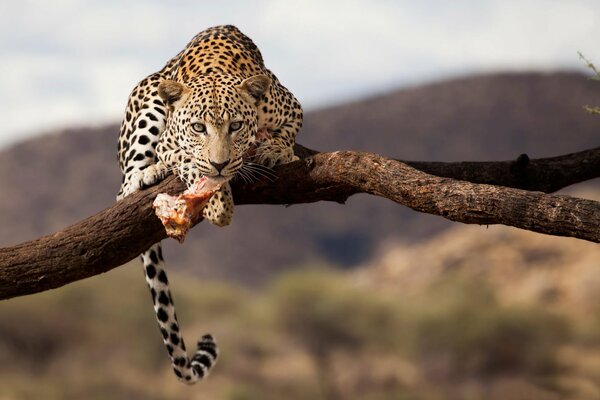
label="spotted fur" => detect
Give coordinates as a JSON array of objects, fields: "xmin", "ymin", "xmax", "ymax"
[{"xmin": 116, "ymin": 25, "xmax": 302, "ymax": 384}]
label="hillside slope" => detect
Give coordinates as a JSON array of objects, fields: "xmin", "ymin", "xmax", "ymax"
[
  {"xmin": 358, "ymin": 195, "xmax": 600, "ymax": 318},
  {"xmin": 0, "ymin": 72, "xmax": 598, "ymax": 284}
]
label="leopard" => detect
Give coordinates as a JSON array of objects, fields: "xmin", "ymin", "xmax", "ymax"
[{"xmin": 116, "ymin": 25, "xmax": 303, "ymax": 384}]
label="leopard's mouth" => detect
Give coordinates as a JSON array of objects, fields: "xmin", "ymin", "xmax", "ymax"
[{"xmin": 204, "ymin": 174, "xmax": 231, "ymax": 185}]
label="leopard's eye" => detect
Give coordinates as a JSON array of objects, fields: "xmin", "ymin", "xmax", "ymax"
[
  {"xmin": 229, "ymin": 121, "xmax": 243, "ymax": 133},
  {"xmin": 191, "ymin": 122, "xmax": 207, "ymax": 134}
]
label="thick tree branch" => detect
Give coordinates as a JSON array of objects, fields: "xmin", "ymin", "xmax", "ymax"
[
  {"xmin": 1, "ymin": 147, "xmax": 599, "ymax": 300},
  {"xmin": 295, "ymin": 144, "xmax": 600, "ymax": 193}
]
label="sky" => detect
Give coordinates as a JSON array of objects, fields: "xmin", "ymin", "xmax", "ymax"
[{"xmin": 0, "ymin": 0, "xmax": 599, "ymax": 148}]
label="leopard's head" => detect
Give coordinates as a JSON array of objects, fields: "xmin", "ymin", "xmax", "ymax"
[{"xmin": 158, "ymin": 73, "xmax": 270, "ymax": 183}]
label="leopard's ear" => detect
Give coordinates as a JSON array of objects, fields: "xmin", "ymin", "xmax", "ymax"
[
  {"xmin": 158, "ymin": 80, "xmax": 190, "ymax": 109},
  {"xmin": 237, "ymin": 74, "xmax": 271, "ymax": 103}
]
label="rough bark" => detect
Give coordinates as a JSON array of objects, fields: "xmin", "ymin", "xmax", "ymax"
[{"xmin": 0, "ymin": 147, "xmax": 599, "ymax": 301}]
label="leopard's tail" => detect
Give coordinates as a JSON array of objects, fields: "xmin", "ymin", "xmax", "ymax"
[{"xmin": 141, "ymin": 243, "xmax": 218, "ymax": 384}]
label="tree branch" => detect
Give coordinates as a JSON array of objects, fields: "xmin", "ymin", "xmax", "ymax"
[
  {"xmin": 1, "ymin": 147, "xmax": 599, "ymax": 300},
  {"xmin": 295, "ymin": 144, "xmax": 600, "ymax": 193}
]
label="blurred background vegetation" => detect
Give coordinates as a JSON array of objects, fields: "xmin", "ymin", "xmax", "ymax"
[{"xmin": 2, "ymin": 222, "xmax": 600, "ymax": 399}]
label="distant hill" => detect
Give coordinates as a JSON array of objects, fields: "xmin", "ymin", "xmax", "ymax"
[{"xmin": 0, "ymin": 72, "xmax": 598, "ymax": 284}]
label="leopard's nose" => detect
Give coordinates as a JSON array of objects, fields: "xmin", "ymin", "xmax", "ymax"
[{"xmin": 209, "ymin": 159, "xmax": 230, "ymax": 173}]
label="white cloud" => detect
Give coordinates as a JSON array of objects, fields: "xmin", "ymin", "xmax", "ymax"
[{"xmin": 0, "ymin": 0, "xmax": 599, "ymax": 147}]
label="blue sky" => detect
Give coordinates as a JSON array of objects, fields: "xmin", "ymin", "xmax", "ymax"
[{"xmin": 0, "ymin": 0, "xmax": 599, "ymax": 147}]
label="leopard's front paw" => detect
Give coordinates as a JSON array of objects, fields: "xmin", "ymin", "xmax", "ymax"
[
  {"xmin": 140, "ymin": 163, "xmax": 169, "ymax": 188},
  {"xmin": 117, "ymin": 163, "xmax": 169, "ymax": 200},
  {"xmin": 255, "ymin": 143, "xmax": 297, "ymax": 168}
]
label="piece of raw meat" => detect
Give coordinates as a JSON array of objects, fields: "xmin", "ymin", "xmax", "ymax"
[{"xmin": 153, "ymin": 177, "xmax": 222, "ymax": 243}]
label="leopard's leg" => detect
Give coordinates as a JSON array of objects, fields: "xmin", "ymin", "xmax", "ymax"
[
  {"xmin": 254, "ymin": 120, "xmax": 300, "ymax": 168},
  {"xmin": 202, "ymin": 183, "xmax": 234, "ymax": 227},
  {"xmin": 141, "ymin": 244, "xmax": 218, "ymax": 383},
  {"xmin": 118, "ymin": 80, "xmax": 218, "ymax": 384},
  {"xmin": 117, "ymin": 76, "xmax": 169, "ymax": 200}
]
